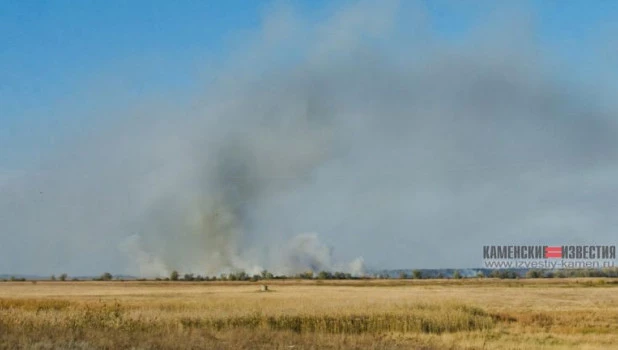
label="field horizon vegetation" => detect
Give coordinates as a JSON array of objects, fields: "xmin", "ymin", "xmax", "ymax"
[
  {"xmin": 2, "ymin": 277, "xmax": 618, "ymax": 349},
  {"xmin": 4, "ymin": 266, "xmax": 618, "ymax": 283}
]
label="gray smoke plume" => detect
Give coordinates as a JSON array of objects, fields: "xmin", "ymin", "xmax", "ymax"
[{"xmin": 1, "ymin": 1, "xmax": 617, "ymax": 276}]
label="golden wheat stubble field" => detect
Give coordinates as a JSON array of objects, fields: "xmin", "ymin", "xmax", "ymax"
[{"xmin": 1, "ymin": 279, "xmax": 618, "ymax": 349}]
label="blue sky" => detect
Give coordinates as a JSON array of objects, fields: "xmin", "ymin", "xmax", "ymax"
[{"xmin": 1, "ymin": 0, "xmax": 616, "ymax": 171}]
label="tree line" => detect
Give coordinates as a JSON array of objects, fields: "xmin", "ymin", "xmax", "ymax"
[
  {"xmin": 3, "ymin": 267, "xmax": 618, "ymax": 282},
  {"xmin": 161, "ymin": 270, "xmax": 359, "ymax": 282}
]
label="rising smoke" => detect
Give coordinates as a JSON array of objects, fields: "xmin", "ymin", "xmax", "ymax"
[{"xmin": 1, "ymin": 1, "xmax": 617, "ymax": 276}]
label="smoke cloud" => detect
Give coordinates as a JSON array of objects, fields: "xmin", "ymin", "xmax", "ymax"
[{"xmin": 1, "ymin": 1, "xmax": 617, "ymax": 276}]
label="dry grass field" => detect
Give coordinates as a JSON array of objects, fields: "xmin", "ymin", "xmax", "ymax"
[{"xmin": 1, "ymin": 279, "xmax": 618, "ymax": 349}]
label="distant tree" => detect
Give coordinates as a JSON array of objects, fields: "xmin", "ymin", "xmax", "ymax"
[
  {"xmin": 499, "ymin": 270, "xmax": 519, "ymax": 279},
  {"xmin": 412, "ymin": 270, "xmax": 423, "ymax": 279},
  {"xmin": 476, "ymin": 271, "xmax": 486, "ymax": 278},
  {"xmin": 170, "ymin": 270, "xmax": 179, "ymax": 281},
  {"xmin": 318, "ymin": 271, "xmax": 332, "ymax": 280},
  {"xmin": 183, "ymin": 273, "xmax": 195, "ymax": 281},
  {"xmin": 100, "ymin": 272, "xmax": 113, "ymax": 281},
  {"xmin": 398, "ymin": 271, "xmax": 409, "ymax": 279},
  {"xmin": 453, "ymin": 270, "xmax": 462, "ymax": 279},
  {"xmin": 333, "ymin": 272, "xmax": 351, "ymax": 279},
  {"xmin": 237, "ymin": 271, "xmax": 248, "ymax": 281},
  {"xmin": 261, "ymin": 270, "xmax": 274, "ymax": 280},
  {"xmin": 225, "ymin": 271, "xmax": 249, "ymax": 281},
  {"xmin": 603, "ymin": 267, "xmax": 618, "ymax": 278},
  {"xmin": 298, "ymin": 271, "xmax": 314, "ymax": 279},
  {"xmin": 59, "ymin": 273, "xmax": 68, "ymax": 281},
  {"xmin": 526, "ymin": 270, "xmax": 542, "ymax": 279},
  {"xmin": 50, "ymin": 275, "xmax": 57, "ymax": 281}
]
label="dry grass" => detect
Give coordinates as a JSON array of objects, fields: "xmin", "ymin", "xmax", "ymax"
[{"xmin": 1, "ymin": 279, "xmax": 618, "ymax": 349}]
